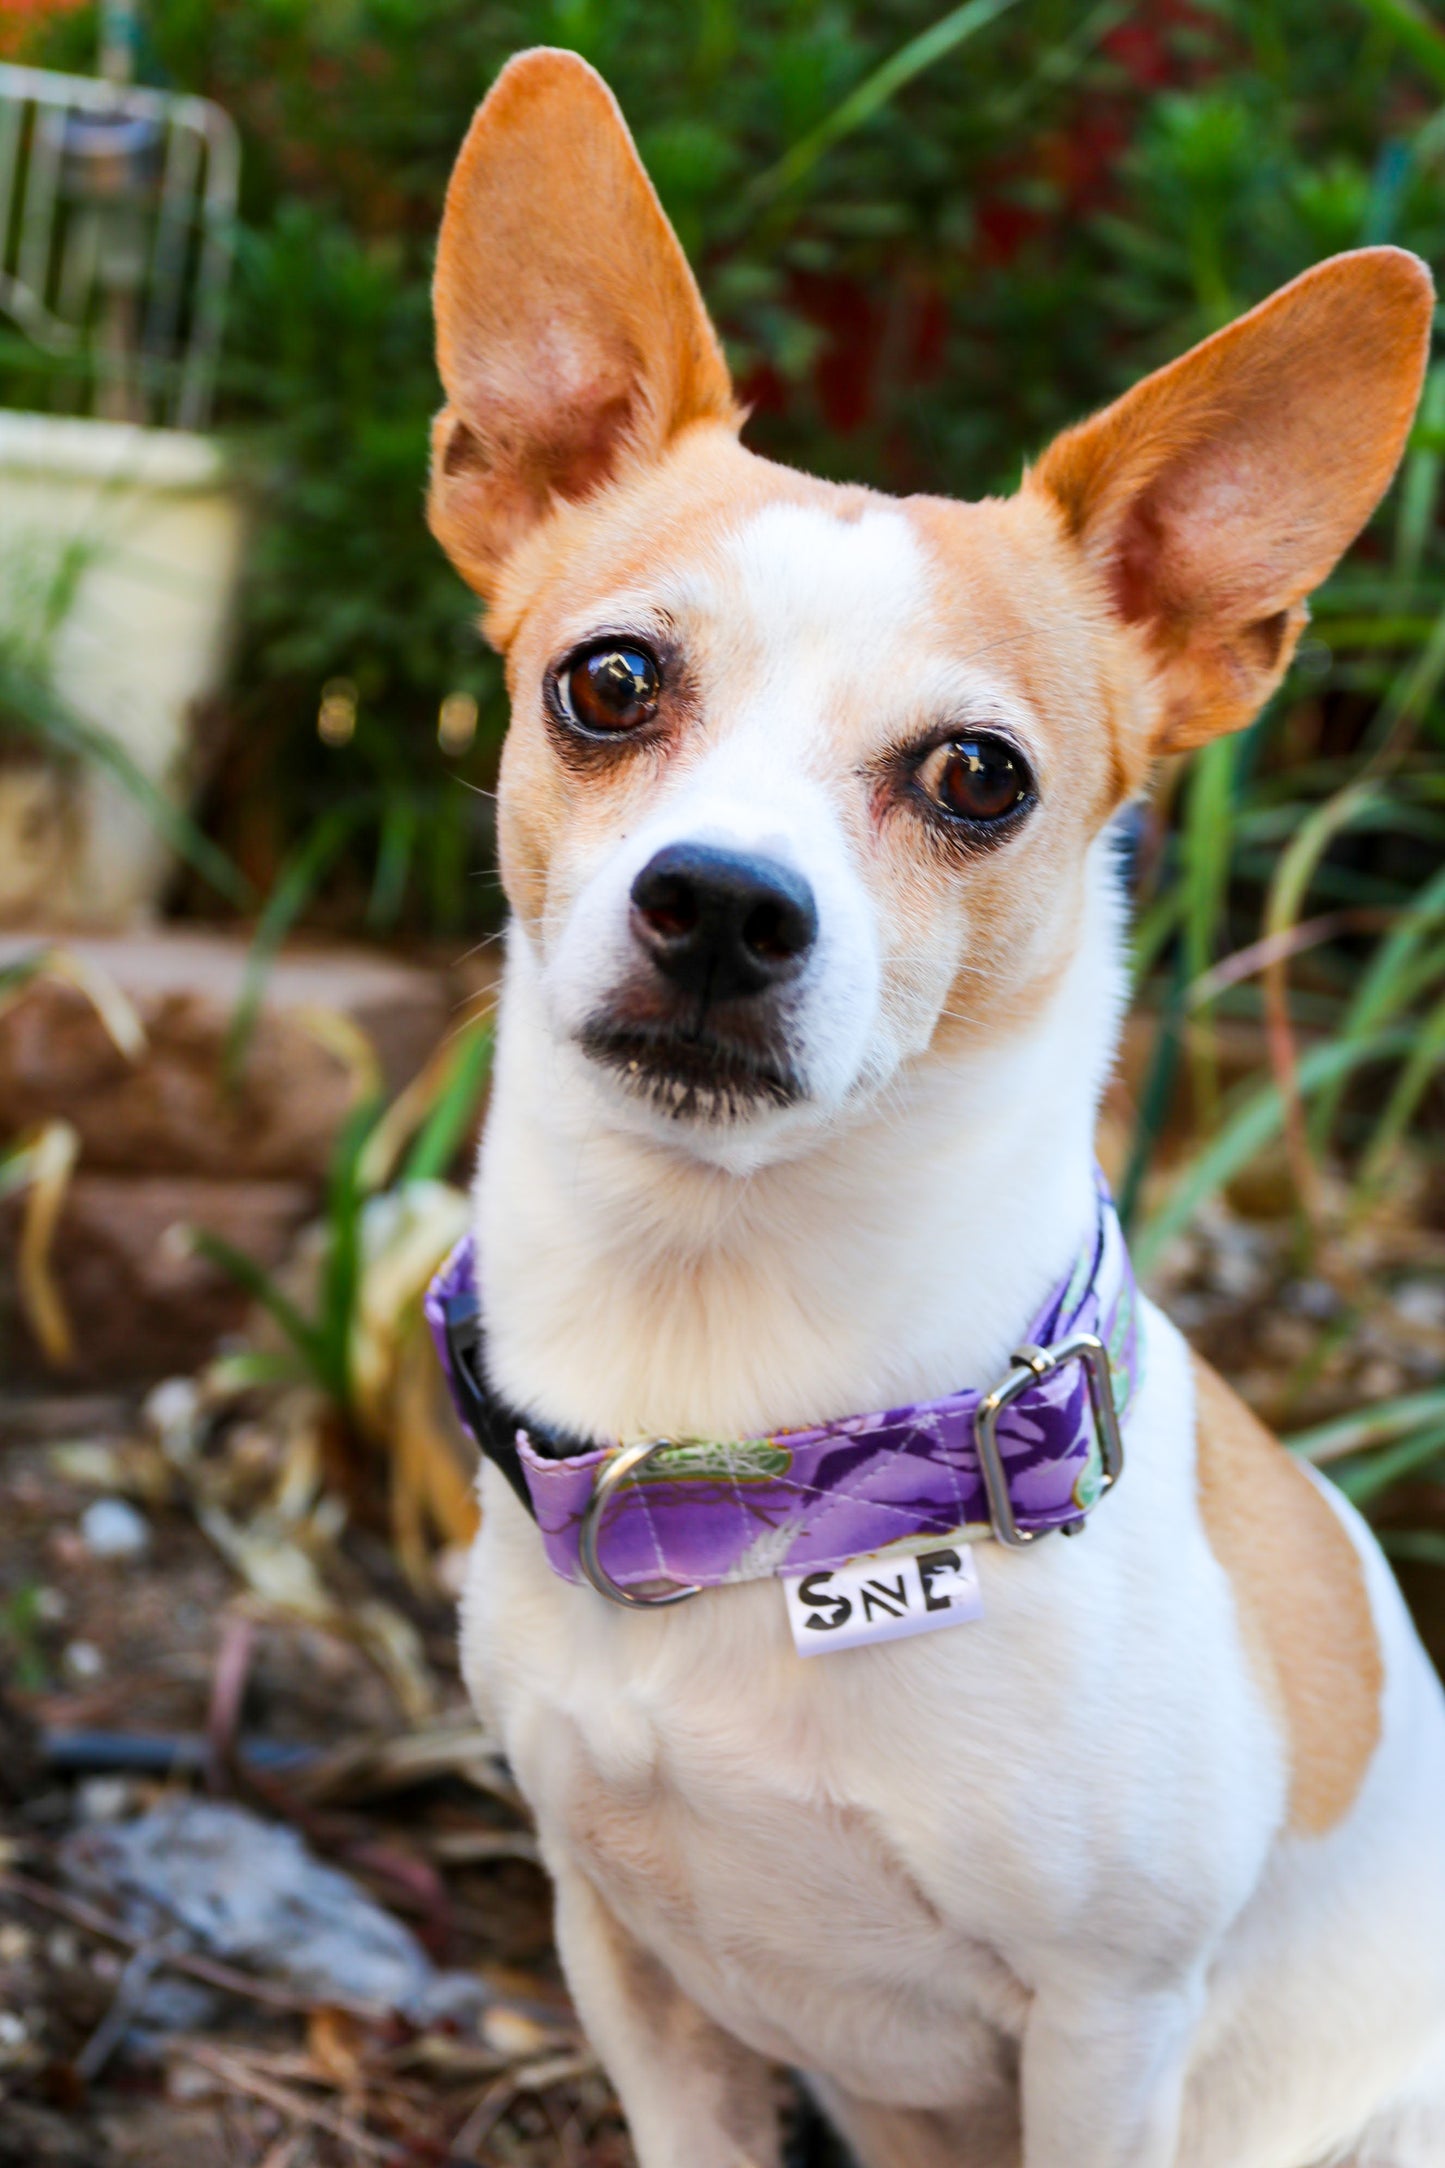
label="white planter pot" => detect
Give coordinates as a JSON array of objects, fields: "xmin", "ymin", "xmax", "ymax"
[{"xmin": 0, "ymin": 410, "xmax": 246, "ymax": 926}]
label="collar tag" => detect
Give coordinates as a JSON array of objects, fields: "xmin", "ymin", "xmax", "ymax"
[{"xmin": 783, "ymin": 1539, "xmax": 983, "ymax": 1659}]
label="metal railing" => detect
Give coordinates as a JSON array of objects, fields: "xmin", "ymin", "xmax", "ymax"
[{"xmin": 0, "ymin": 59, "xmax": 239, "ymax": 432}]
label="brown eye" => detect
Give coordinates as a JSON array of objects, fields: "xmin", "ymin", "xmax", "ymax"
[
  {"xmin": 559, "ymin": 643, "xmax": 661, "ymax": 733},
  {"xmin": 931, "ymin": 737, "xmax": 1029, "ymax": 822}
]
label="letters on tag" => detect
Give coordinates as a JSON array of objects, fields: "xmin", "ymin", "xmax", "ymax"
[{"xmin": 783, "ymin": 1541, "xmax": 983, "ymax": 1658}]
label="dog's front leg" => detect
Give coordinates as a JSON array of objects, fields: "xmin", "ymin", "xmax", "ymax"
[
  {"xmin": 553, "ymin": 1867, "xmax": 782, "ymax": 2168},
  {"xmin": 1020, "ymin": 1976, "xmax": 1203, "ymax": 2168}
]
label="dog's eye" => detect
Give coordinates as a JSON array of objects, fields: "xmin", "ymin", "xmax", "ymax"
[
  {"xmin": 558, "ymin": 643, "xmax": 661, "ymax": 733},
  {"xmin": 920, "ymin": 736, "xmax": 1030, "ymax": 823}
]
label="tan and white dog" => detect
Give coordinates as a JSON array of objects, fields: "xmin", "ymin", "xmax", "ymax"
[{"xmin": 427, "ymin": 48, "xmax": 1445, "ymax": 2168}]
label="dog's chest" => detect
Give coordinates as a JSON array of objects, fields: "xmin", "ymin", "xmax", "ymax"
[
  {"xmin": 503, "ymin": 1599, "xmax": 1035, "ymax": 2094},
  {"xmin": 460, "ymin": 1309, "xmax": 1280, "ymax": 2095}
]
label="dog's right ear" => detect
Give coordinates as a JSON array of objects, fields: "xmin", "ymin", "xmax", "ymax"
[
  {"xmin": 429, "ymin": 48, "xmax": 737, "ymax": 599},
  {"xmin": 1031, "ymin": 248, "xmax": 1432, "ymax": 754}
]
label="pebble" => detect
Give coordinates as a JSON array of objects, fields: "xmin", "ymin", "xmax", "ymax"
[
  {"xmin": 62, "ymin": 1640, "xmax": 105, "ymax": 1680},
  {"xmin": 78, "ymin": 1498, "xmax": 150, "ymax": 1560},
  {"xmin": 1395, "ymin": 1279, "xmax": 1445, "ymax": 1332},
  {"xmin": 144, "ymin": 1376, "xmax": 200, "ymax": 1462},
  {"xmin": 76, "ymin": 1776, "xmax": 137, "ymax": 1825},
  {"xmin": 1282, "ymin": 1277, "xmax": 1342, "ymax": 1322}
]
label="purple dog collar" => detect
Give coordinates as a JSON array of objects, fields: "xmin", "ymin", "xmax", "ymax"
[{"xmin": 426, "ymin": 1173, "xmax": 1140, "ymax": 1605}]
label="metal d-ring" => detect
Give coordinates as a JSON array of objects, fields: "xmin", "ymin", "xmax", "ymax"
[
  {"xmin": 578, "ymin": 1437, "xmax": 703, "ymax": 1609},
  {"xmin": 974, "ymin": 1330, "xmax": 1125, "ymax": 1550}
]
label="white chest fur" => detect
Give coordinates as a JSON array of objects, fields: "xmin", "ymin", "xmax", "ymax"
[{"xmin": 462, "ymin": 1304, "xmax": 1281, "ymax": 2102}]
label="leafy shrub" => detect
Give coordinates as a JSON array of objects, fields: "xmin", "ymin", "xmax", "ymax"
[{"xmin": 8, "ymin": 0, "xmax": 1440, "ymax": 932}]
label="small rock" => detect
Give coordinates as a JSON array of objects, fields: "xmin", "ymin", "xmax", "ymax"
[
  {"xmin": 60, "ymin": 1799, "xmax": 488, "ymax": 2023},
  {"xmin": 130, "ymin": 1974, "xmax": 222, "ymax": 2050},
  {"xmin": 78, "ymin": 1498, "xmax": 150, "ymax": 1560},
  {"xmin": 144, "ymin": 1376, "xmax": 200, "ymax": 1459},
  {"xmin": 1205, "ymin": 1230, "xmax": 1271, "ymax": 1302},
  {"xmin": 61, "ymin": 1641, "xmax": 104, "ymax": 1681},
  {"xmin": 76, "ymin": 1775, "xmax": 137, "ymax": 1824},
  {"xmin": 408, "ymin": 1969, "xmax": 491, "ymax": 2029},
  {"xmin": 1282, "ymin": 1278, "xmax": 1342, "ymax": 1322},
  {"xmin": 1395, "ymin": 1279, "xmax": 1445, "ymax": 1332}
]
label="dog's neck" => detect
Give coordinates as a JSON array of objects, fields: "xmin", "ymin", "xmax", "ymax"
[{"xmin": 475, "ymin": 837, "xmax": 1127, "ymax": 1447}]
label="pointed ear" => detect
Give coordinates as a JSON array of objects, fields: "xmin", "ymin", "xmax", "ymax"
[
  {"xmin": 1031, "ymin": 248, "xmax": 1433, "ymax": 753},
  {"xmin": 428, "ymin": 47, "xmax": 737, "ymax": 597}
]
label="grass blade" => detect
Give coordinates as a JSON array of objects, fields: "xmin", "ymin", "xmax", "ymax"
[
  {"xmin": 1329, "ymin": 1420, "xmax": 1445, "ymax": 1507},
  {"xmin": 1357, "ymin": 980, "xmax": 1445, "ymax": 1188},
  {"xmin": 748, "ymin": 0, "xmax": 1023, "ymax": 200},
  {"xmin": 1133, "ymin": 1027, "xmax": 1415, "ymax": 1275},
  {"xmin": 225, "ymin": 797, "xmax": 381, "ymax": 1083},
  {"xmin": 1349, "ymin": 0, "xmax": 1445, "ymax": 93},
  {"xmin": 2, "ymin": 1120, "xmax": 79, "ymax": 1366},
  {"xmin": 1382, "ymin": 1532, "xmax": 1445, "ymax": 1568},
  {"xmin": 1289, "ymin": 1387, "xmax": 1445, "ymax": 1464},
  {"xmin": 1310, "ymin": 863, "xmax": 1445, "ymax": 1155},
  {"xmin": 403, "ymin": 1021, "xmax": 494, "ymax": 1185},
  {"xmin": 318, "ymin": 1095, "xmax": 385, "ymax": 1410},
  {"xmin": 184, "ymin": 1225, "xmax": 327, "ymax": 1386}
]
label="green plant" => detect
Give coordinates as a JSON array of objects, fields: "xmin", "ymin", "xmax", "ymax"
[
  {"xmin": 12, "ymin": 0, "xmax": 1444, "ymax": 936},
  {"xmin": 0, "ymin": 1585, "xmax": 50, "ymax": 1695},
  {"xmin": 6, "ymin": 0, "xmax": 1385, "ymax": 927},
  {"xmin": 200, "ymin": 1010, "xmax": 487, "ymax": 1403},
  {"xmin": 190, "ymin": 1010, "xmax": 492, "ymax": 1577}
]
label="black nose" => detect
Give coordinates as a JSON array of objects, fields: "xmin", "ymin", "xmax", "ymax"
[{"xmin": 630, "ymin": 843, "xmax": 818, "ymax": 1002}]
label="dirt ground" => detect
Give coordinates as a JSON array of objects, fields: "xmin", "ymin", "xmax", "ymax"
[
  {"xmin": 0, "ymin": 1420, "xmax": 603, "ymax": 2165},
  {"xmin": 3, "ymin": 1169, "xmax": 1444, "ymax": 2165}
]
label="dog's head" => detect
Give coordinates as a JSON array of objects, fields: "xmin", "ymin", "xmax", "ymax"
[{"xmin": 430, "ymin": 49, "xmax": 1430, "ymax": 1165}]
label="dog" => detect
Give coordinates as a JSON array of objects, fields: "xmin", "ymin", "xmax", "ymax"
[{"xmin": 423, "ymin": 47, "xmax": 1445, "ymax": 2168}]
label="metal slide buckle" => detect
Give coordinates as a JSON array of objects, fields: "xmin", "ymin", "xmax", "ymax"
[
  {"xmin": 579, "ymin": 1438, "xmax": 704, "ymax": 1609},
  {"xmin": 974, "ymin": 1331, "xmax": 1125, "ymax": 1550}
]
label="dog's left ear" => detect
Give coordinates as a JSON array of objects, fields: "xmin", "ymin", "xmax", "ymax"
[
  {"xmin": 1031, "ymin": 248, "xmax": 1433, "ymax": 752},
  {"xmin": 430, "ymin": 47, "xmax": 736, "ymax": 600}
]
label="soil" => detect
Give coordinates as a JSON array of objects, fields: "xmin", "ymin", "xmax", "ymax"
[{"xmin": 0, "ymin": 1410, "xmax": 617, "ymax": 2166}]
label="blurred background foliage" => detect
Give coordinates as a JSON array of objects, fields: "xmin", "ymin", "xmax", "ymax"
[{"xmin": 10, "ymin": 0, "xmax": 1445, "ymax": 935}]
